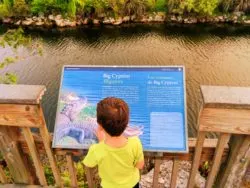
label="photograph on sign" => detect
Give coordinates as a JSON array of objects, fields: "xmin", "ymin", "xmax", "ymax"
[{"xmin": 52, "ymin": 66, "xmax": 188, "ymax": 152}]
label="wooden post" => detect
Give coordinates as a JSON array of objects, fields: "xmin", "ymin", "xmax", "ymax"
[
  {"xmin": 187, "ymin": 131, "xmax": 205, "ymax": 188},
  {"xmin": 196, "ymin": 85, "xmax": 250, "ymax": 188},
  {"xmin": 85, "ymin": 167, "xmax": 95, "ymax": 188},
  {"xmin": 205, "ymin": 133, "xmax": 231, "ymax": 188},
  {"xmin": 66, "ymin": 154, "xmax": 78, "ymax": 187},
  {"xmin": 22, "ymin": 127, "xmax": 47, "ymax": 186},
  {"xmin": 38, "ymin": 105, "xmax": 62, "ymax": 187},
  {"xmin": 216, "ymin": 135, "xmax": 250, "ymax": 188},
  {"xmin": 0, "ymin": 126, "xmax": 31, "ymax": 184},
  {"xmin": 170, "ymin": 159, "xmax": 179, "ymax": 188},
  {"xmin": 152, "ymin": 158, "xmax": 162, "ymax": 188}
]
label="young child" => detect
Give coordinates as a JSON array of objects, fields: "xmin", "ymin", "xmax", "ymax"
[{"xmin": 83, "ymin": 97, "xmax": 144, "ymax": 188}]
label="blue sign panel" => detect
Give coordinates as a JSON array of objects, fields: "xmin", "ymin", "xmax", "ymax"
[{"xmin": 53, "ymin": 66, "xmax": 188, "ymax": 152}]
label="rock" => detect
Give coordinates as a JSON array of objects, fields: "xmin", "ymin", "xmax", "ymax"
[
  {"xmin": 170, "ymin": 15, "xmax": 177, "ymax": 22},
  {"xmin": 76, "ymin": 20, "xmax": 82, "ymax": 26},
  {"xmin": 3, "ymin": 17, "xmax": 13, "ymax": 24},
  {"xmin": 55, "ymin": 14, "xmax": 63, "ymax": 20},
  {"xmin": 14, "ymin": 20, "xmax": 21, "ymax": 26},
  {"xmin": 55, "ymin": 19, "xmax": 65, "ymax": 27},
  {"xmin": 141, "ymin": 17, "xmax": 148, "ymax": 23},
  {"xmin": 103, "ymin": 17, "xmax": 111, "ymax": 24},
  {"xmin": 32, "ymin": 16, "xmax": 38, "ymax": 21},
  {"xmin": 93, "ymin": 19, "xmax": 100, "ymax": 25},
  {"xmin": 198, "ymin": 17, "xmax": 206, "ymax": 23},
  {"xmin": 83, "ymin": 18, "xmax": 88, "ymax": 25},
  {"xmin": 22, "ymin": 18, "xmax": 33, "ymax": 26},
  {"xmin": 140, "ymin": 161, "xmax": 205, "ymax": 188},
  {"xmin": 154, "ymin": 15, "xmax": 164, "ymax": 22},
  {"xmin": 113, "ymin": 17, "xmax": 122, "ymax": 25},
  {"xmin": 148, "ymin": 16, "xmax": 153, "ymax": 22},
  {"xmin": 48, "ymin": 15, "xmax": 55, "ymax": 21},
  {"xmin": 123, "ymin": 16, "xmax": 130, "ymax": 22},
  {"xmin": 177, "ymin": 16, "xmax": 183, "ymax": 23},
  {"xmin": 64, "ymin": 20, "xmax": 76, "ymax": 27},
  {"xmin": 131, "ymin": 15, "xmax": 136, "ymax": 21},
  {"xmin": 218, "ymin": 16, "xmax": 224, "ymax": 22},
  {"xmin": 244, "ymin": 20, "xmax": 250, "ymax": 24},
  {"xmin": 35, "ymin": 21, "xmax": 44, "ymax": 26}
]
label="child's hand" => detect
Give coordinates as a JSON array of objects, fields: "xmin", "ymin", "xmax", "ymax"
[{"xmin": 95, "ymin": 126, "xmax": 105, "ymax": 142}]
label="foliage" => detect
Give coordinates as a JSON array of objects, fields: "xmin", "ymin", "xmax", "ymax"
[
  {"xmin": 31, "ymin": 0, "xmax": 67, "ymax": 15},
  {"xmin": 175, "ymin": 0, "xmax": 220, "ymax": 15},
  {"xmin": 153, "ymin": 0, "xmax": 167, "ymax": 12},
  {"xmin": 13, "ymin": 0, "xmax": 29, "ymax": 16},
  {"xmin": 0, "ymin": 28, "xmax": 42, "ymax": 84},
  {"xmin": 44, "ymin": 165, "xmax": 55, "ymax": 185},
  {"xmin": 0, "ymin": 4, "xmax": 10, "ymax": 17},
  {"xmin": 123, "ymin": 0, "xmax": 148, "ymax": 17},
  {"xmin": 219, "ymin": 0, "xmax": 234, "ymax": 13},
  {"xmin": 199, "ymin": 161, "xmax": 210, "ymax": 178}
]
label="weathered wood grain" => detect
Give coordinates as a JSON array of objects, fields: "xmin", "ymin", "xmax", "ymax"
[
  {"xmin": 66, "ymin": 154, "xmax": 78, "ymax": 187},
  {"xmin": 206, "ymin": 133, "xmax": 231, "ymax": 188},
  {"xmin": 200, "ymin": 108, "xmax": 250, "ymax": 135},
  {"xmin": 201, "ymin": 85, "xmax": 250, "ymax": 108},
  {"xmin": 0, "ymin": 84, "xmax": 46, "ymax": 104},
  {"xmin": 170, "ymin": 159, "xmax": 179, "ymax": 188},
  {"xmin": 187, "ymin": 131, "xmax": 206, "ymax": 188},
  {"xmin": 152, "ymin": 158, "xmax": 162, "ymax": 188},
  {"xmin": 0, "ymin": 126, "xmax": 31, "ymax": 184},
  {"xmin": 22, "ymin": 127, "xmax": 47, "ymax": 186},
  {"xmin": 38, "ymin": 106, "xmax": 62, "ymax": 187}
]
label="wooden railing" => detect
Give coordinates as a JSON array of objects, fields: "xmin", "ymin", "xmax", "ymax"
[{"xmin": 0, "ymin": 84, "xmax": 249, "ymax": 188}]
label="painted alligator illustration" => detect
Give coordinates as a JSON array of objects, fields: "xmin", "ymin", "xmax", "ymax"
[{"xmin": 55, "ymin": 93, "xmax": 144, "ymax": 147}]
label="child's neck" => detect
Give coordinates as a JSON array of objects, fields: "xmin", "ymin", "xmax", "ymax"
[{"xmin": 104, "ymin": 134, "xmax": 127, "ymax": 148}]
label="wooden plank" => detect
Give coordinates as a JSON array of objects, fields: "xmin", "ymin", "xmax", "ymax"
[
  {"xmin": 0, "ymin": 104, "xmax": 41, "ymax": 127},
  {"xmin": 201, "ymin": 85, "xmax": 250, "ymax": 109},
  {"xmin": 22, "ymin": 127, "xmax": 47, "ymax": 186},
  {"xmin": 0, "ymin": 114, "xmax": 41, "ymax": 127},
  {"xmin": 206, "ymin": 133, "xmax": 231, "ymax": 188},
  {"xmin": 216, "ymin": 135, "xmax": 250, "ymax": 188},
  {"xmin": 200, "ymin": 108, "xmax": 250, "ymax": 135},
  {"xmin": 187, "ymin": 131, "xmax": 206, "ymax": 188},
  {"xmin": 0, "ymin": 126, "xmax": 31, "ymax": 184},
  {"xmin": 0, "ymin": 84, "xmax": 46, "ymax": 104},
  {"xmin": 0, "ymin": 165, "xmax": 7, "ymax": 183},
  {"xmin": 66, "ymin": 154, "xmax": 78, "ymax": 187},
  {"xmin": 85, "ymin": 167, "xmax": 95, "ymax": 188},
  {"xmin": 38, "ymin": 106, "xmax": 62, "ymax": 187},
  {"xmin": 152, "ymin": 158, "xmax": 162, "ymax": 188},
  {"xmin": 170, "ymin": 159, "xmax": 179, "ymax": 188}
]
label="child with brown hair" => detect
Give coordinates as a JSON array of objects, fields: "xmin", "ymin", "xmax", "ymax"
[{"xmin": 83, "ymin": 97, "xmax": 144, "ymax": 188}]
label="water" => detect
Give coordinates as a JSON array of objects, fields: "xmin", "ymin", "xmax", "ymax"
[{"xmin": 1, "ymin": 24, "xmax": 250, "ymax": 137}]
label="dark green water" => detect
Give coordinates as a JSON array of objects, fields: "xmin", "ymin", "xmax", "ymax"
[{"xmin": 1, "ymin": 24, "xmax": 250, "ymax": 137}]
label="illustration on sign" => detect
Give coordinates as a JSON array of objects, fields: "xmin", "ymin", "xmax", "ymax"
[{"xmin": 53, "ymin": 66, "xmax": 188, "ymax": 152}]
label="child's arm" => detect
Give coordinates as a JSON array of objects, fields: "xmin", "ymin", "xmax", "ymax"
[
  {"xmin": 135, "ymin": 160, "xmax": 145, "ymax": 170},
  {"xmin": 134, "ymin": 137, "xmax": 145, "ymax": 170}
]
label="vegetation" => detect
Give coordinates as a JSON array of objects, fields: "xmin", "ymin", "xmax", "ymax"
[
  {"xmin": 0, "ymin": 28, "xmax": 42, "ymax": 84},
  {"xmin": 0, "ymin": 0, "xmax": 249, "ymax": 19}
]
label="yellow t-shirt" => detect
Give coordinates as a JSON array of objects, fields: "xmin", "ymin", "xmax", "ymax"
[{"xmin": 83, "ymin": 137, "xmax": 144, "ymax": 188}]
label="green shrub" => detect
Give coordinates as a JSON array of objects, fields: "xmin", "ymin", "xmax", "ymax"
[
  {"xmin": 0, "ymin": 4, "xmax": 10, "ymax": 18},
  {"xmin": 13, "ymin": 0, "xmax": 29, "ymax": 16},
  {"xmin": 31, "ymin": 0, "xmax": 67, "ymax": 15},
  {"xmin": 153, "ymin": 0, "xmax": 167, "ymax": 12}
]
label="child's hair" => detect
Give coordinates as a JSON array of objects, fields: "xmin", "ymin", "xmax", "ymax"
[{"xmin": 97, "ymin": 97, "xmax": 129, "ymax": 136}]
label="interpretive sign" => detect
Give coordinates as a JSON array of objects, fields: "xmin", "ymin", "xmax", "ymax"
[{"xmin": 53, "ymin": 66, "xmax": 188, "ymax": 152}]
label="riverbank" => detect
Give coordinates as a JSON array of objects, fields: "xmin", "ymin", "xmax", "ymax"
[{"xmin": 1, "ymin": 12, "xmax": 250, "ymax": 28}]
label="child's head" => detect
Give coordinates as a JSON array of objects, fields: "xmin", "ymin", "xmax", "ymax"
[{"xmin": 97, "ymin": 97, "xmax": 129, "ymax": 137}]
